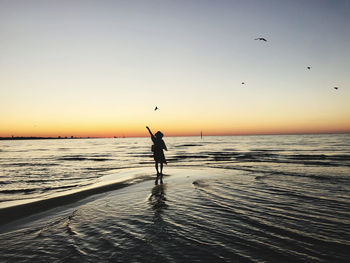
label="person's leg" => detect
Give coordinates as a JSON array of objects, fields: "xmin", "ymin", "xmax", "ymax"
[
  {"xmin": 160, "ymin": 163, "xmax": 164, "ymax": 184},
  {"xmin": 155, "ymin": 161, "xmax": 159, "ymax": 174},
  {"xmin": 155, "ymin": 162, "xmax": 159, "ymax": 185}
]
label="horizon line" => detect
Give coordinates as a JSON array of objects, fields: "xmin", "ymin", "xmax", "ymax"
[{"xmin": 1, "ymin": 131, "xmax": 350, "ymax": 140}]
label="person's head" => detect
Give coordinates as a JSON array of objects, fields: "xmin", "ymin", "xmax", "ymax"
[{"xmin": 155, "ymin": 131, "xmax": 164, "ymax": 139}]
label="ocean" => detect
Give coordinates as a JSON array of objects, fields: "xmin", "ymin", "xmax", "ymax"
[{"xmin": 0, "ymin": 134, "xmax": 349, "ymax": 262}]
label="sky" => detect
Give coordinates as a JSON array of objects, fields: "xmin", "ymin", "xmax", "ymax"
[{"xmin": 1, "ymin": 0, "xmax": 349, "ymax": 137}]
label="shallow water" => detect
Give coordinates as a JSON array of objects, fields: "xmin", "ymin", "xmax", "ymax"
[
  {"xmin": 1, "ymin": 134, "xmax": 350, "ymax": 262},
  {"xmin": 1, "ymin": 134, "xmax": 349, "ymax": 204},
  {"xmin": 1, "ymin": 168, "xmax": 349, "ymax": 262}
]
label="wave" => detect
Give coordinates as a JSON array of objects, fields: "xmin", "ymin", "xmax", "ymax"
[
  {"xmin": 88, "ymin": 158, "xmax": 111, "ymax": 161},
  {"xmin": 207, "ymin": 164, "xmax": 350, "ymax": 184},
  {"xmin": 0, "ymin": 184, "xmax": 86, "ymax": 195},
  {"xmin": 0, "ymin": 189, "xmax": 37, "ymax": 194},
  {"xmin": 174, "ymin": 144, "xmax": 204, "ymax": 147},
  {"xmin": 58, "ymin": 157, "xmax": 112, "ymax": 161},
  {"xmin": 58, "ymin": 155, "xmax": 112, "ymax": 161},
  {"xmin": 23, "ymin": 177, "xmax": 95, "ymax": 183},
  {"xmin": 288, "ymin": 154, "xmax": 350, "ymax": 161},
  {"xmin": 3, "ymin": 162, "xmax": 59, "ymax": 167},
  {"xmin": 0, "ymin": 181, "xmax": 13, "ymax": 185},
  {"xmin": 57, "ymin": 148, "xmax": 69, "ymax": 151},
  {"xmin": 167, "ymin": 151, "xmax": 350, "ymax": 167},
  {"xmin": 58, "ymin": 157, "xmax": 88, "ymax": 161}
]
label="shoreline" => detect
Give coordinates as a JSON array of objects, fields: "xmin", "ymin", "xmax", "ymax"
[{"xmin": 0, "ymin": 167, "xmax": 159, "ymax": 225}]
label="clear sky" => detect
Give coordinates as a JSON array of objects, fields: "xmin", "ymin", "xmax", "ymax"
[{"xmin": 1, "ymin": 0, "xmax": 349, "ymax": 137}]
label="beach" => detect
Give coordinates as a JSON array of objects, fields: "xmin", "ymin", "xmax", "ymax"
[
  {"xmin": 2, "ymin": 0, "xmax": 350, "ymax": 261},
  {"xmin": 1, "ymin": 135, "xmax": 350, "ymax": 262}
]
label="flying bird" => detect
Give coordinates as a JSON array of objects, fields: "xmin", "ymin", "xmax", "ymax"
[
  {"xmin": 154, "ymin": 106, "xmax": 159, "ymax": 111},
  {"xmin": 241, "ymin": 82, "xmax": 245, "ymax": 85},
  {"xmin": 255, "ymin": 37, "xmax": 267, "ymax": 41},
  {"xmin": 334, "ymin": 87, "xmax": 339, "ymax": 90},
  {"xmin": 307, "ymin": 66, "xmax": 311, "ymax": 70}
]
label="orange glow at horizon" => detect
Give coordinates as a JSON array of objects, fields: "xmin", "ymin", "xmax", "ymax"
[{"xmin": 1, "ymin": 115, "xmax": 349, "ymax": 138}]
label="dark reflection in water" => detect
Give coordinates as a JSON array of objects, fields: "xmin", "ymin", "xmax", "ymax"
[
  {"xmin": 147, "ymin": 183, "xmax": 169, "ymax": 250},
  {"xmin": 149, "ymin": 184, "xmax": 167, "ymax": 212},
  {"xmin": 148, "ymin": 184, "xmax": 168, "ymax": 230}
]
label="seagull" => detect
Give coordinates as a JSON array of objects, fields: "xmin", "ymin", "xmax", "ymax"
[
  {"xmin": 242, "ymin": 82, "xmax": 245, "ymax": 85},
  {"xmin": 255, "ymin": 37, "xmax": 267, "ymax": 41},
  {"xmin": 307, "ymin": 66, "xmax": 311, "ymax": 70},
  {"xmin": 154, "ymin": 106, "xmax": 159, "ymax": 111},
  {"xmin": 334, "ymin": 87, "xmax": 339, "ymax": 90}
]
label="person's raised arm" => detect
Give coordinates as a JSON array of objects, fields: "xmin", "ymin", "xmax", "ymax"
[{"xmin": 146, "ymin": 126, "xmax": 155, "ymax": 139}]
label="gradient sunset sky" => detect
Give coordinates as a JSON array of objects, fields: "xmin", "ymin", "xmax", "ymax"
[{"xmin": 1, "ymin": 0, "xmax": 349, "ymax": 137}]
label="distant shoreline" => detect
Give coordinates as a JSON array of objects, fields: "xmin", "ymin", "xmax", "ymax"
[
  {"xmin": 0, "ymin": 136, "xmax": 100, "ymax": 141},
  {"xmin": 0, "ymin": 132, "xmax": 349, "ymax": 141}
]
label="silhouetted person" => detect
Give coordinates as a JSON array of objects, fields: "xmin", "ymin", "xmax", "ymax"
[{"xmin": 146, "ymin": 126, "xmax": 167, "ymax": 184}]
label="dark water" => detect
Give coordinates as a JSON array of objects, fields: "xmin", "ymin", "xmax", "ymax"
[{"xmin": 0, "ymin": 134, "xmax": 350, "ymax": 262}]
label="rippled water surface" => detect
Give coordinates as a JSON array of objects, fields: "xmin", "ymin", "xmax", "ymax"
[
  {"xmin": 1, "ymin": 134, "xmax": 349, "ymax": 203},
  {"xmin": 0, "ymin": 134, "xmax": 350, "ymax": 262}
]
